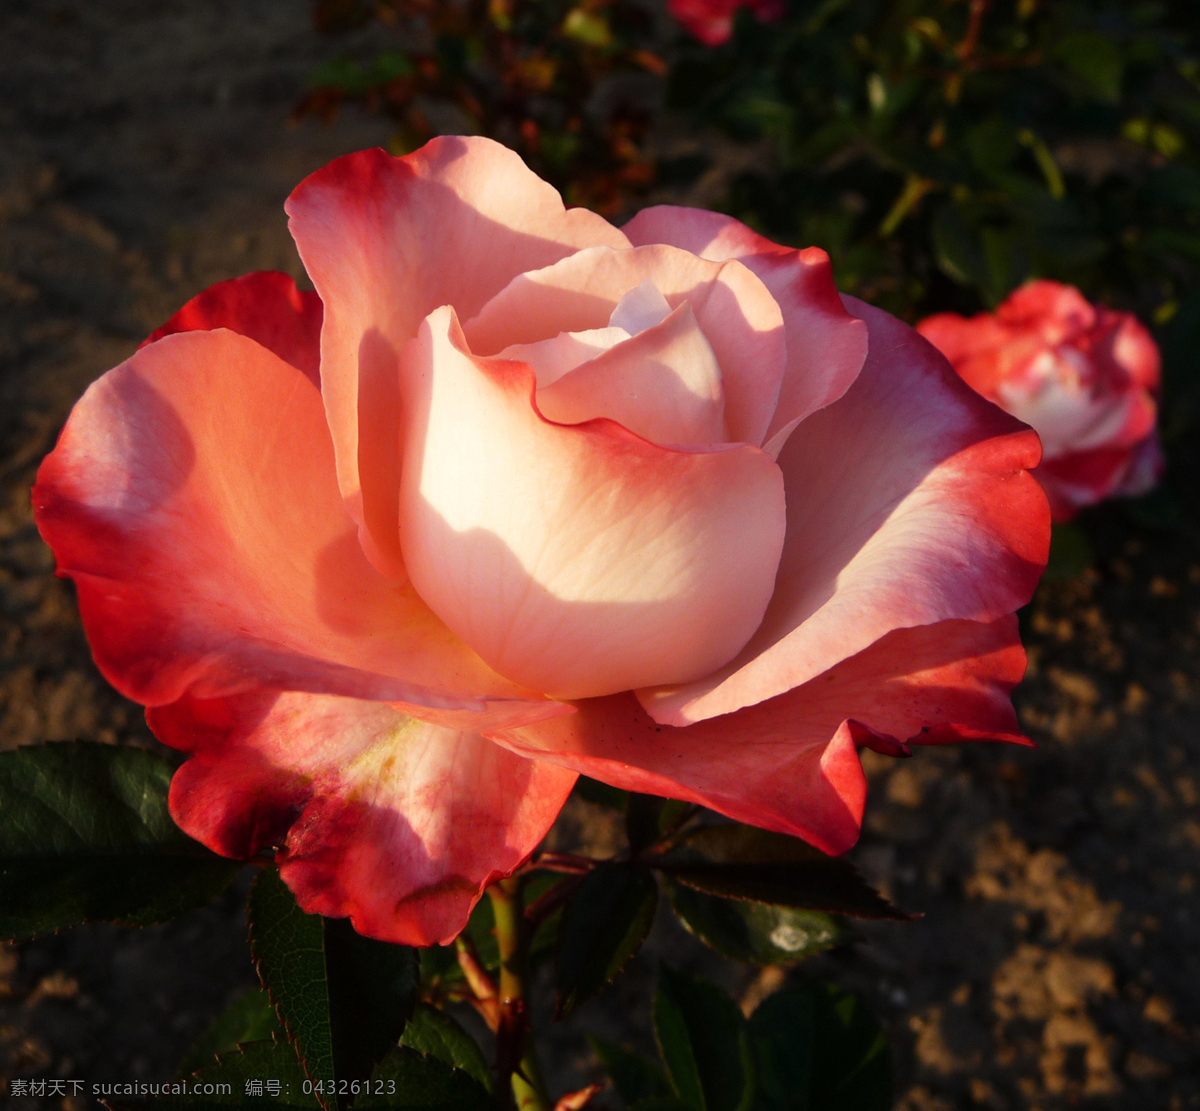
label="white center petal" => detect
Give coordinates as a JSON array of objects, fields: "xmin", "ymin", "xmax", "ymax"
[{"xmin": 608, "ymin": 280, "xmax": 673, "ymax": 335}]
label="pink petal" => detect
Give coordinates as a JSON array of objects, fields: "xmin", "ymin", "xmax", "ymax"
[
  {"xmin": 397, "ymin": 306, "xmax": 787, "ymax": 700},
  {"xmin": 463, "ymin": 244, "xmax": 786, "ymax": 446},
  {"xmin": 639, "ymin": 296, "xmax": 1048, "ymax": 725},
  {"xmin": 33, "ymin": 328, "xmax": 559, "ymax": 726},
  {"xmin": 140, "ymin": 271, "xmax": 323, "ymax": 386},
  {"xmin": 154, "ymin": 689, "xmax": 576, "ymax": 945},
  {"xmin": 286, "ymin": 139, "xmax": 629, "ymax": 578},
  {"xmin": 536, "ymin": 303, "xmax": 726, "ymax": 445},
  {"xmin": 622, "ymin": 207, "xmax": 868, "ymax": 455},
  {"xmin": 491, "ymin": 616, "xmax": 1027, "ymax": 855}
]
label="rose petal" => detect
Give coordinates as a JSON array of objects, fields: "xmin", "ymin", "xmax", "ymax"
[
  {"xmin": 536, "ymin": 302, "xmax": 727, "ymax": 446},
  {"xmin": 397, "ymin": 306, "xmax": 787, "ymax": 700},
  {"xmin": 463, "ymin": 244, "xmax": 786, "ymax": 446},
  {"xmin": 640, "ymin": 296, "xmax": 1047, "ymax": 725},
  {"xmin": 33, "ymin": 328, "xmax": 559, "ymax": 726},
  {"xmin": 491, "ymin": 616, "xmax": 1027, "ymax": 855},
  {"xmin": 622, "ymin": 207, "xmax": 868, "ymax": 455},
  {"xmin": 140, "ymin": 270, "xmax": 323, "ymax": 386},
  {"xmin": 153, "ymin": 689, "xmax": 576, "ymax": 945},
  {"xmin": 286, "ymin": 138, "xmax": 629, "ymax": 577}
]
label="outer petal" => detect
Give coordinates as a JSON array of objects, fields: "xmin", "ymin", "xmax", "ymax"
[
  {"xmin": 286, "ymin": 139, "xmax": 629, "ymax": 577},
  {"xmin": 491, "ymin": 616, "xmax": 1027, "ymax": 855},
  {"xmin": 640, "ymin": 297, "xmax": 1048, "ymax": 725},
  {"xmin": 463, "ymin": 244, "xmax": 786, "ymax": 447},
  {"xmin": 153, "ymin": 690, "xmax": 576, "ymax": 945},
  {"xmin": 622, "ymin": 207, "xmax": 868, "ymax": 455},
  {"xmin": 33, "ymin": 328, "xmax": 558, "ymax": 725},
  {"xmin": 536, "ymin": 303, "xmax": 727, "ymax": 445},
  {"xmin": 397, "ymin": 306, "xmax": 787, "ymax": 700},
  {"xmin": 140, "ymin": 271, "xmax": 323, "ymax": 386}
]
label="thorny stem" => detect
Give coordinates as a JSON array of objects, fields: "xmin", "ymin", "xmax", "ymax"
[{"xmin": 488, "ymin": 877, "xmax": 552, "ymax": 1111}]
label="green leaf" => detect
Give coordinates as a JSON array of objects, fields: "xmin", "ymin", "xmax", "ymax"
[
  {"xmin": 103, "ymin": 1037, "xmax": 320, "ymax": 1108},
  {"xmin": 1043, "ymin": 522, "xmax": 1093, "ymax": 581},
  {"xmin": 659, "ymin": 825, "xmax": 909, "ymax": 921},
  {"xmin": 749, "ymin": 984, "xmax": 891, "ymax": 1111},
  {"xmin": 556, "ymin": 864, "xmax": 658, "ymax": 1017},
  {"xmin": 1053, "ymin": 31, "xmax": 1124, "ymax": 103},
  {"xmin": 930, "ymin": 204, "xmax": 990, "ymax": 296},
  {"xmin": 588, "ymin": 1034, "xmax": 670, "ymax": 1106},
  {"xmin": 666, "ymin": 881, "xmax": 845, "ymax": 965},
  {"xmin": 399, "ymin": 1003, "xmax": 491, "ymax": 1092},
  {"xmin": 653, "ymin": 965, "xmax": 754, "ymax": 1111},
  {"xmin": 0, "ymin": 742, "xmax": 242, "ymax": 939},
  {"xmin": 247, "ymin": 869, "xmax": 419, "ymax": 1107},
  {"xmin": 627, "ymin": 795, "xmax": 692, "ymax": 857},
  {"xmin": 355, "ymin": 1045, "xmax": 497, "ymax": 1109},
  {"xmin": 178, "ymin": 988, "xmax": 280, "ymax": 1076}
]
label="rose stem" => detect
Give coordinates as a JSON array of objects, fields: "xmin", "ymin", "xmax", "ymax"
[{"xmin": 488, "ymin": 875, "xmax": 551, "ymax": 1111}]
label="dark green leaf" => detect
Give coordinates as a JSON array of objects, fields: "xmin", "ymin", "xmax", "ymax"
[
  {"xmin": 400, "ymin": 1003, "xmax": 491, "ymax": 1092},
  {"xmin": 575, "ymin": 776, "xmax": 630, "ymax": 810},
  {"xmin": 588, "ymin": 1034, "xmax": 670, "ymax": 1106},
  {"xmin": 660, "ymin": 825, "xmax": 909, "ymax": 921},
  {"xmin": 653, "ymin": 965, "xmax": 753, "ymax": 1111},
  {"xmin": 1043, "ymin": 523, "xmax": 1093, "ymax": 581},
  {"xmin": 0, "ymin": 742, "xmax": 241, "ymax": 939},
  {"xmin": 931, "ymin": 204, "xmax": 989, "ymax": 296},
  {"xmin": 666, "ymin": 881, "xmax": 846, "ymax": 965},
  {"xmin": 556, "ymin": 864, "xmax": 658, "ymax": 1017},
  {"xmin": 104, "ymin": 1037, "xmax": 319, "ymax": 1109},
  {"xmin": 1053, "ymin": 31, "xmax": 1123, "ymax": 103},
  {"xmin": 178, "ymin": 988, "xmax": 279, "ymax": 1076},
  {"xmin": 247, "ymin": 869, "xmax": 419, "ymax": 1107},
  {"xmin": 355, "ymin": 1045, "xmax": 497, "ymax": 1109},
  {"xmin": 627, "ymin": 795, "xmax": 693, "ymax": 857},
  {"xmin": 748, "ymin": 984, "xmax": 891, "ymax": 1111}
]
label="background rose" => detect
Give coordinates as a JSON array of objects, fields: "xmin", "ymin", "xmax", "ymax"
[
  {"xmin": 917, "ymin": 281, "xmax": 1164, "ymax": 522},
  {"xmin": 33, "ymin": 136, "xmax": 1047, "ymax": 947},
  {"xmin": 667, "ymin": 0, "xmax": 784, "ymax": 46}
]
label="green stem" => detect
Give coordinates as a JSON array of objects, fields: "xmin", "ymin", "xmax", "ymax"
[{"xmin": 488, "ymin": 878, "xmax": 552, "ymax": 1111}]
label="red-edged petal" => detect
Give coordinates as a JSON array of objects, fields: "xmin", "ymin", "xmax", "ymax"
[
  {"xmin": 639, "ymin": 297, "xmax": 1048, "ymax": 725},
  {"xmin": 33, "ymin": 328, "xmax": 558, "ymax": 725},
  {"xmin": 397, "ymin": 306, "xmax": 786, "ymax": 700},
  {"xmin": 491, "ymin": 616, "xmax": 1027, "ymax": 855},
  {"xmin": 622, "ymin": 207, "xmax": 868, "ymax": 455},
  {"xmin": 154, "ymin": 690, "xmax": 576, "ymax": 945},
  {"xmin": 463, "ymin": 244, "xmax": 786, "ymax": 447},
  {"xmin": 141, "ymin": 271, "xmax": 323, "ymax": 386},
  {"xmin": 286, "ymin": 139, "xmax": 629, "ymax": 577}
]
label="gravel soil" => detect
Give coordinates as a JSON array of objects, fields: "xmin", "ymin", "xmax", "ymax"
[{"xmin": 1, "ymin": 3, "xmax": 1197, "ymax": 1108}]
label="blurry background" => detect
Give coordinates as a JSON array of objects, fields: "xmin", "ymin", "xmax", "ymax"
[{"xmin": 1, "ymin": 1, "xmax": 1198, "ymax": 1107}]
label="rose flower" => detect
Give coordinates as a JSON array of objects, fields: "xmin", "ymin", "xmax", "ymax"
[
  {"xmin": 668, "ymin": 0, "xmax": 784, "ymax": 46},
  {"xmin": 918, "ymin": 281, "xmax": 1164, "ymax": 522},
  {"xmin": 34, "ymin": 138, "xmax": 1048, "ymax": 945}
]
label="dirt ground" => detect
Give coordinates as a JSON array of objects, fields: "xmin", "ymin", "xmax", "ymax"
[{"xmin": 1, "ymin": 2, "xmax": 1197, "ymax": 1109}]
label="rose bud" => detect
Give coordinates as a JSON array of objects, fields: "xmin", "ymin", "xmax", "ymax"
[{"xmin": 918, "ymin": 280, "xmax": 1164, "ymax": 522}]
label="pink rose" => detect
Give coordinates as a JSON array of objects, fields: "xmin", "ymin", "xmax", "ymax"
[
  {"xmin": 668, "ymin": 0, "xmax": 784, "ymax": 46},
  {"xmin": 918, "ymin": 281, "xmax": 1164, "ymax": 522},
  {"xmin": 34, "ymin": 137, "xmax": 1047, "ymax": 945}
]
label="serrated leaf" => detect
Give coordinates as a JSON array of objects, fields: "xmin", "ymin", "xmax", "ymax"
[
  {"xmin": 556, "ymin": 864, "xmax": 658, "ymax": 1017},
  {"xmin": 400, "ymin": 1003, "xmax": 491, "ymax": 1092},
  {"xmin": 749, "ymin": 984, "xmax": 890, "ymax": 1111},
  {"xmin": 627, "ymin": 796, "xmax": 692, "ymax": 857},
  {"xmin": 588, "ymin": 1034, "xmax": 670, "ymax": 1107},
  {"xmin": 0, "ymin": 742, "xmax": 242, "ymax": 939},
  {"xmin": 247, "ymin": 869, "xmax": 419, "ymax": 1109},
  {"xmin": 666, "ymin": 881, "xmax": 845, "ymax": 965},
  {"xmin": 653, "ymin": 966, "xmax": 753, "ymax": 1111},
  {"xmin": 178, "ymin": 988, "xmax": 280, "ymax": 1076},
  {"xmin": 103, "ymin": 1036, "xmax": 319, "ymax": 1109},
  {"xmin": 660, "ymin": 825, "xmax": 909, "ymax": 921},
  {"xmin": 355, "ymin": 1045, "xmax": 497, "ymax": 1109}
]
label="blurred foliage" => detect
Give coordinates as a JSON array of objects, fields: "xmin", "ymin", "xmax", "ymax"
[
  {"xmin": 298, "ymin": 0, "xmax": 666, "ymax": 213},
  {"xmin": 669, "ymin": 0, "xmax": 1200, "ymax": 332}
]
